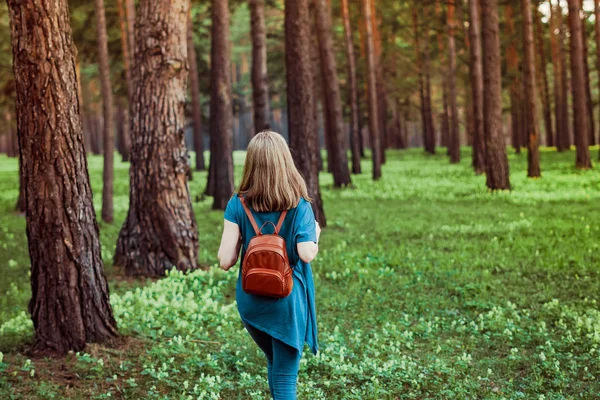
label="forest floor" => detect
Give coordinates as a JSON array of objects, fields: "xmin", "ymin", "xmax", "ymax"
[{"xmin": 1, "ymin": 147, "xmax": 600, "ymax": 399}]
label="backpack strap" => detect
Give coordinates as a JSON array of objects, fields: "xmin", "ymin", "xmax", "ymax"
[
  {"xmin": 275, "ymin": 210, "xmax": 288, "ymax": 234},
  {"xmin": 239, "ymin": 196, "xmax": 260, "ymax": 235}
]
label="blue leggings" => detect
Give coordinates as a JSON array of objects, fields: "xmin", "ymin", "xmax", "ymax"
[{"xmin": 243, "ymin": 322, "xmax": 302, "ymax": 400}]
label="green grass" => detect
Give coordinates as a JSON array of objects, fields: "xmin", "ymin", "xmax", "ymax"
[{"xmin": 1, "ymin": 146, "xmax": 600, "ymax": 399}]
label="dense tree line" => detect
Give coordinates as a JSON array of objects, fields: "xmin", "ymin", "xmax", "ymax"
[{"xmin": 2, "ymin": 0, "xmax": 600, "ymax": 355}]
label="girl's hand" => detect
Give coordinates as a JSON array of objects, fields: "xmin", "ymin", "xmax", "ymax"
[{"xmin": 315, "ymin": 220, "xmax": 321, "ymax": 242}]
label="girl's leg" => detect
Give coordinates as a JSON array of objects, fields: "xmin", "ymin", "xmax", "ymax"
[
  {"xmin": 271, "ymin": 338, "xmax": 302, "ymax": 400},
  {"xmin": 243, "ymin": 322, "xmax": 275, "ymax": 395}
]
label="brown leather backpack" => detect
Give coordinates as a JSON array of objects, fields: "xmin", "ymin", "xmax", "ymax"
[{"xmin": 240, "ymin": 196, "xmax": 293, "ymax": 298}]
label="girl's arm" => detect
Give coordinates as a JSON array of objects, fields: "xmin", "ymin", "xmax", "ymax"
[
  {"xmin": 218, "ymin": 220, "xmax": 242, "ymax": 270},
  {"xmin": 297, "ymin": 221, "xmax": 321, "ymax": 263}
]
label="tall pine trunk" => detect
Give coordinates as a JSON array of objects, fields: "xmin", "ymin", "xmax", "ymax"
[
  {"xmin": 534, "ymin": 7, "xmax": 554, "ymax": 147},
  {"xmin": 285, "ymin": 0, "xmax": 327, "ymax": 225},
  {"xmin": 115, "ymin": 0, "xmax": 199, "ymax": 276},
  {"xmin": 363, "ymin": 0, "xmax": 382, "ymax": 179},
  {"xmin": 370, "ymin": 1, "xmax": 387, "ymax": 164},
  {"xmin": 505, "ymin": 4, "xmax": 524, "ymax": 154},
  {"xmin": 550, "ymin": 0, "xmax": 570, "ymax": 151},
  {"xmin": 447, "ymin": 1, "xmax": 460, "ymax": 164},
  {"xmin": 435, "ymin": 0, "xmax": 450, "ymax": 150},
  {"xmin": 482, "ymin": 0, "xmax": 511, "ymax": 189},
  {"xmin": 468, "ymin": 0, "xmax": 486, "ymax": 174},
  {"xmin": 95, "ymin": 0, "xmax": 115, "ymax": 223},
  {"xmin": 341, "ymin": 0, "xmax": 361, "ymax": 174},
  {"xmin": 580, "ymin": 0, "xmax": 595, "ymax": 146},
  {"xmin": 7, "ymin": 0, "xmax": 118, "ymax": 356},
  {"xmin": 521, "ymin": 0, "xmax": 541, "ymax": 177},
  {"xmin": 116, "ymin": 0, "xmax": 132, "ymax": 162},
  {"xmin": 249, "ymin": 0, "xmax": 271, "ymax": 134},
  {"xmin": 188, "ymin": 11, "xmax": 205, "ymax": 171},
  {"xmin": 209, "ymin": 0, "xmax": 234, "ymax": 209},
  {"xmin": 595, "ymin": 0, "xmax": 600, "ymax": 158},
  {"xmin": 313, "ymin": 0, "xmax": 351, "ymax": 187},
  {"xmin": 567, "ymin": 0, "xmax": 592, "ymax": 169}
]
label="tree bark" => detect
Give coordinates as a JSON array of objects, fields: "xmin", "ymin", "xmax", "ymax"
[
  {"xmin": 521, "ymin": 0, "xmax": 541, "ymax": 177},
  {"xmin": 95, "ymin": 0, "xmax": 115, "ymax": 223},
  {"xmin": 595, "ymin": 0, "xmax": 600, "ymax": 158},
  {"xmin": 249, "ymin": 0, "xmax": 271, "ymax": 134},
  {"xmin": 422, "ymin": 6, "xmax": 436, "ymax": 155},
  {"xmin": 308, "ymin": 6, "xmax": 325, "ymax": 173},
  {"xmin": 505, "ymin": 4, "xmax": 524, "ymax": 154},
  {"xmin": 534, "ymin": 6, "xmax": 554, "ymax": 147},
  {"xmin": 341, "ymin": 0, "xmax": 361, "ymax": 174},
  {"xmin": 550, "ymin": 0, "xmax": 570, "ymax": 151},
  {"xmin": 313, "ymin": 0, "xmax": 351, "ymax": 187},
  {"xmin": 188, "ymin": 11, "xmax": 205, "ymax": 171},
  {"xmin": 209, "ymin": 0, "xmax": 234, "ymax": 209},
  {"xmin": 481, "ymin": 0, "xmax": 511, "ymax": 189},
  {"xmin": 370, "ymin": 0, "xmax": 387, "ymax": 164},
  {"xmin": 7, "ymin": 0, "xmax": 118, "ymax": 356},
  {"xmin": 580, "ymin": 0, "xmax": 595, "ymax": 146},
  {"xmin": 285, "ymin": 0, "xmax": 327, "ymax": 225},
  {"xmin": 567, "ymin": 0, "xmax": 592, "ymax": 169},
  {"xmin": 116, "ymin": 0, "xmax": 132, "ymax": 162},
  {"xmin": 115, "ymin": 0, "xmax": 199, "ymax": 276},
  {"xmin": 435, "ymin": 0, "xmax": 450, "ymax": 150},
  {"xmin": 468, "ymin": 0, "xmax": 486, "ymax": 174},
  {"xmin": 362, "ymin": 0, "xmax": 382, "ymax": 179},
  {"xmin": 447, "ymin": 1, "xmax": 460, "ymax": 164}
]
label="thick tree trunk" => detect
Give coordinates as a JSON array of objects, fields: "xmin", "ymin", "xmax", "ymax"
[
  {"xmin": 249, "ymin": 0, "xmax": 271, "ymax": 134},
  {"xmin": 422, "ymin": 7, "xmax": 436, "ymax": 155},
  {"xmin": 468, "ymin": 0, "xmax": 486, "ymax": 174},
  {"xmin": 187, "ymin": 11, "xmax": 205, "ymax": 171},
  {"xmin": 534, "ymin": 7, "xmax": 554, "ymax": 147},
  {"xmin": 370, "ymin": 0, "xmax": 386, "ymax": 164},
  {"xmin": 285, "ymin": 0, "xmax": 327, "ymax": 225},
  {"xmin": 567, "ymin": 0, "xmax": 592, "ymax": 169},
  {"xmin": 7, "ymin": 0, "xmax": 118, "ymax": 356},
  {"xmin": 308, "ymin": 7, "xmax": 325, "ymax": 173},
  {"xmin": 435, "ymin": 0, "xmax": 449, "ymax": 150},
  {"xmin": 95, "ymin": 0, "xmax": 115, "ymax": 223},
  {"xmin": 116, "ymin": 0, "xmax": 132, "ymax": 162},
  {"xmin": 558, "ymin": 2, "xmax": 571, "ymax": 149},
  {"xmin": 447, "ymin": 1, "xmax": 460, "ymax": 164},
  {"xmin": 209, "ymin": 0, "xmax": 234, "ymax": 209},
  {"xmin": 580, "ymin": 0, "xmax": 595, "ymax": 146},
  {"xmin": 341, "ymin": 0, "xmax": 361, "ymax": 174},
  {"xmin": 521, "ymin": 0, "xmax": 541, "ymax": 177},
  {"xmin": 363, "ymin": 0, "xmax": 382, "ymax": 179},
  {"xmin": 115, "ymin": 0, "xmax": 199, "ymax": 276},
  {"xmin": 595, "ymin": 0, "xmax": 600, "ymax": 158},
  {"xmin": 313, "ymin": 0, "xmax": 351, "ymax": 187},
  {"xmin": 481, "ymin": 0, "xmax": 511, "ymax": 189}
]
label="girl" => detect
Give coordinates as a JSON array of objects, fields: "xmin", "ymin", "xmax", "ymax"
[{"xmin": 217, "ymin": 130, "xmax": 321, "ymax": 399}]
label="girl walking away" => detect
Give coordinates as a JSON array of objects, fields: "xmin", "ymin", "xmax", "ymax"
[{"xmin": 218, "ymin": 130, "xmax": 321, "ymax": 399}]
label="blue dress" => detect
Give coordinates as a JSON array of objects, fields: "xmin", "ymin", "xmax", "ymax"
[{"xmin": 224, "ymin": 195, "xmax": 319, "ymax": 355}]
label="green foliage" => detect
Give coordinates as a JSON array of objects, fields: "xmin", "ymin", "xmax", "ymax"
[{"xmin": 1, "ymin": 147, "xmax": 600, "ymax": 398}]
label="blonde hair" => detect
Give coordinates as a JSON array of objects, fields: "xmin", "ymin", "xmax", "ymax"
[{"xmin": 238, "ymin": 130, "xmax": 311, "ymax": 212}]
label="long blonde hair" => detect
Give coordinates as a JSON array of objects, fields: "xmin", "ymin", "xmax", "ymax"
[{"xmin": 238, "ymin": 130, "xmax": 311, "ymax": 212}]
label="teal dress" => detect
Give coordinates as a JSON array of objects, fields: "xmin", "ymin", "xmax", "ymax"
[{"xmin": 224, "ymin": 195, "xmax": 319, "ymax": 355}]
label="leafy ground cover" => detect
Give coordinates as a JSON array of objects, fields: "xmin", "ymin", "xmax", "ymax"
[{"xmin": 1, "ymin": 147, "xmax": 599, "ymax": 399}]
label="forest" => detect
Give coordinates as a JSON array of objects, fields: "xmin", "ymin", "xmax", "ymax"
[{"xmin": 0, "ymin": 0, "xmax": 599, "ymax": 398}]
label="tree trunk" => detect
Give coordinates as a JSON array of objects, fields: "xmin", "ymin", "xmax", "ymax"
[
  {"xmin": 447, "ymin": 1, "xmax": 460, "ymax": 164},
  {"xmin": 533, "ymin": 7, "xmax": 554, "ymax": 147},
  {"xmin": 308, "ymin": 6, "xmax": 325, "ymax": 173},
  {"xmin": 116, "ymin": 0, "xmax": 132, "ymax": 162},
  {"xmin": 481, "ymin": 0, "xmax": 510, "ymax": 189},
  {"xmin": 341, "ymin": 0, "xmax": 361, "ymax": 174},
  {"xmin": 567, "ymin": 0, "xmax": 592, "ymax": 169},
  {"xmin": 209, "ymin": 0, "xmax": 234, "ymax": 210},
  {"xmin": 436, "ymin": 0, "xmax": 450, "ymax": 150},
  {"xmin": 521, "ymin": 0, "xmax": 541, "ymax": 177},
  {"xmin": 249, "ymin": 0, "xmax": 271, "ymax": 134},
  {"xmin": 7, "ymin": 0, "xmax": 118, "ymax": 356},
  {"xmin": 95, "ymin": 0, "xmax": 115, "ymax": 223},
  {"xmin": 505, "ymin": 4, "xmax": 524, "ymax": 154},
  {"xmin": 468, "ymin": 0, "xmax": 486, "ymax": 174},
  {"xmin": 370, "ymin": 0, "xmax": 386, "ymax": 164},
  {"xmin": 550, "ymin": 0, "xmax": 570, "ymax": 151},
  {"xmin": 422, "ymin": 6, "xmax": 436, "ymax": 155},
  {"xmin": 313, "ymin": 0, "xmax": 351, "ymax": 187},
  {"xmin": 285, "ymin": 0, "xmax": 327, "ymax": 225},
  {"xmin": 580, "ymin": 0, "xmax": 595, "ymax": 146},
  {"xmin": 188, "ymin": 11, "xmax": 205, "ymax": 171},
  {"xmin": 115, "ymin": 0, "xmax": 199, "ymax": 276},
  {"xmin": 595, "ymin": 0, "xmax": 600, "ymax": 158},
  {"xmin": 362, "ymin": 0, "xmax": 382, "ymax": 179}
]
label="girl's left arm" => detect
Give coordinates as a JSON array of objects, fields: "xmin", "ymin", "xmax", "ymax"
[{"xmin": 218, "ymin": 220, "xmax": 242, "ymax": 270}]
